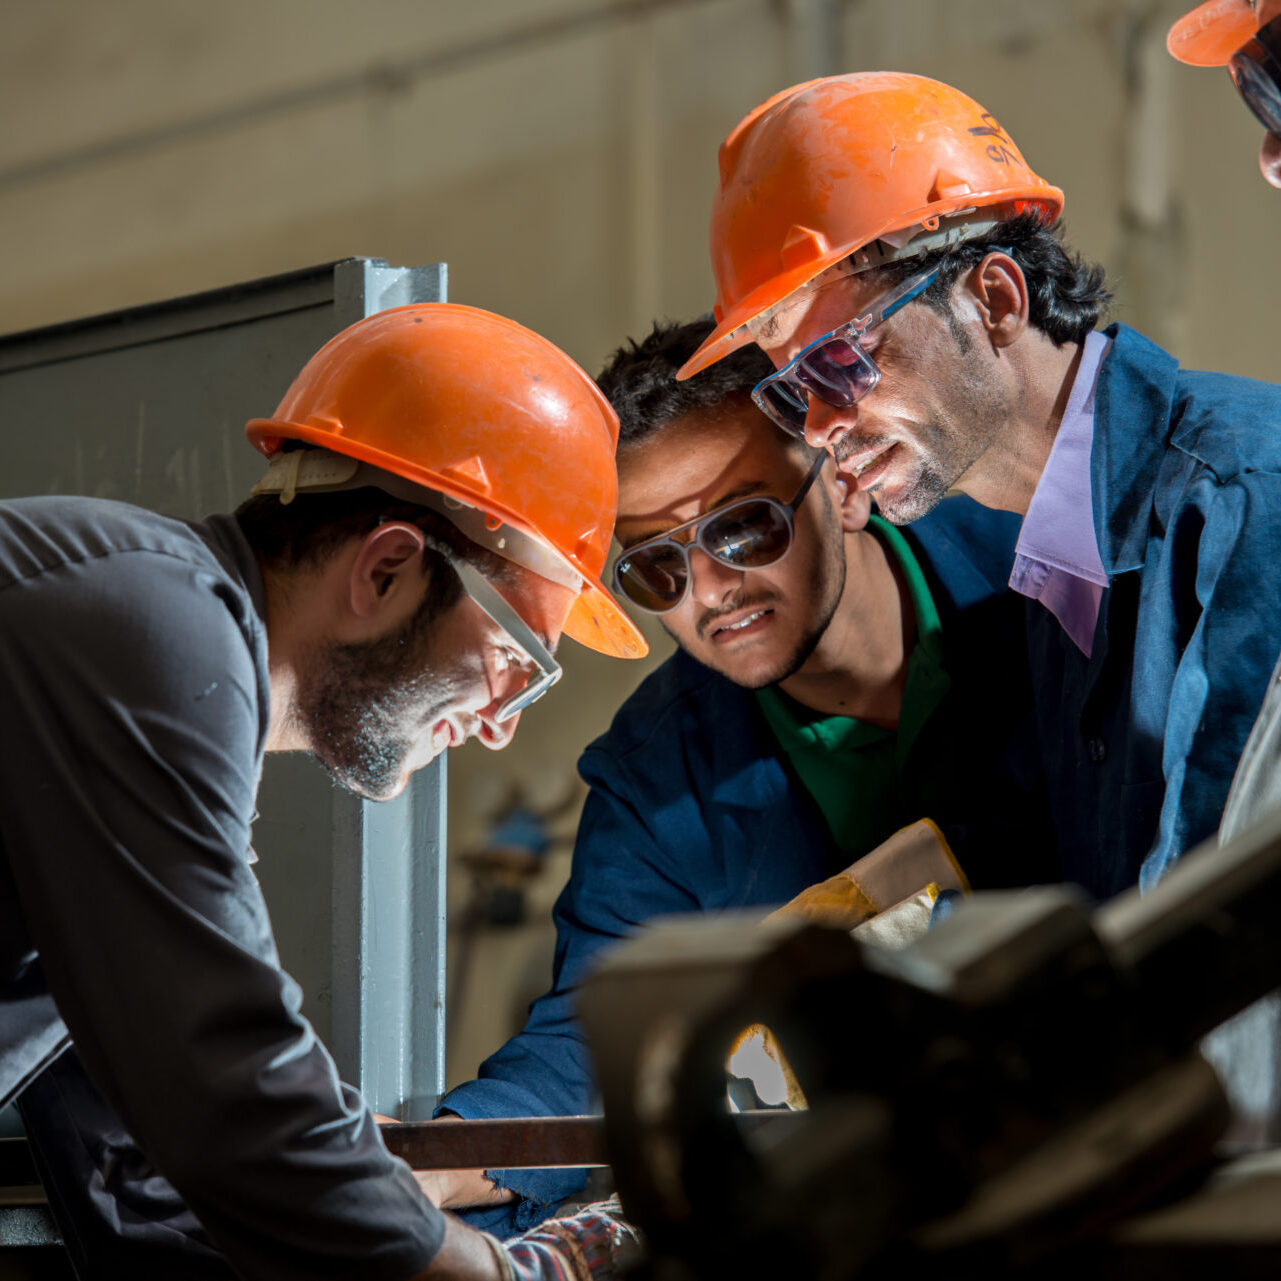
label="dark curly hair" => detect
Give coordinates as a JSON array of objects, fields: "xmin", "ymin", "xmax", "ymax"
[
  {"xmin": 596, "ymin": 316, "xmax": 780, "ymax": 450},
  {"xmin": 871, "ymin": 212, "xmax": 1111, "ymax": 347}
]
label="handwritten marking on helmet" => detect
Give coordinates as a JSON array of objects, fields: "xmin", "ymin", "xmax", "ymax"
[{"xmin": 967, "ymin": 114, "xmax": 1025, "ymax": 168}]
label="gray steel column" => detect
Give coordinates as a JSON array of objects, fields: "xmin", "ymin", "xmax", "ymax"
[
  {"xmin": 326, "ymin": 258, "xmax": 451, "ymax": 1115},
  {"xmin": 332, "ymin": 746, "xmax": 449, "ymax": 1118},
  {"xmin": 0, "ymin": 258, "xmax": 450, "ymax": 1118}
]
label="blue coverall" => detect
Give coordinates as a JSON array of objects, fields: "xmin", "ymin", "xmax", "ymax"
[
  {"xmin": 441, "ymin": 495, "xmax": 1057, "ymax": 1233},
  {"xmin": 1028, "ymin": 324, "xmax": 1281, "ymax": 900}
]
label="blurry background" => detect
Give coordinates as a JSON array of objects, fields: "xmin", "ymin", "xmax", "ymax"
[{"xmin": 1, "ymin": 0, "xmax": 1273, "ymax": 1087}]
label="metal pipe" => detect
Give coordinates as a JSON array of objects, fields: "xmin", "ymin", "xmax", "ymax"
[{"xmin": 380, "ymin": 1110, "xmax": 798, "ymax": 1169}]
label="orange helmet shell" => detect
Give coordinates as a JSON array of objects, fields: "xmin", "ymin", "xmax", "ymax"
[
  {"xmin": 247, "ymin": 303, "xmax": 647, "ymax": 660},
  {"xmin": 680, "ymin": 72, "xmax": 1065, "ymax": 379},
  {"xmin": 1167, "ymin": 0, "xmax": 1260, "ymax": 66}
]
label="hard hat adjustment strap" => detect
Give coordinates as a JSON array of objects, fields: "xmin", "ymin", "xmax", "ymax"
[
  {"xmin": 252, "ymin": 449, "xmax": 361, "ymax": 502},
  {"xmin": 858, "ymin": 209, "xmax": 1004, "ymax": 264}
]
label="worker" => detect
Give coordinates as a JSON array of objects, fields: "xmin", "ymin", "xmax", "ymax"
[
  {"xmin": 1167, "ymin": 0, "xmax": 1281, "ymax": 1145},
  {"xmin": 676, "ymin": 70, "xmax": 1281, "ymax": 903},
  {"xmin": 1, "ymin": 303, "xmax": 645, "ymax": 1280},
  {"xmin": 426, "ymin": 314, "xmax": 1057, "ymax": 1236}
]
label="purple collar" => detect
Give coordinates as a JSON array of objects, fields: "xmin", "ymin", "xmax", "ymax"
[{"xmin": 1008, "ymin": 330, "xmax": 1111, "ymax": 656}]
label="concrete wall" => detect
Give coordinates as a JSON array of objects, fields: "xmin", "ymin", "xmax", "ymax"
[{"xmin": 3, "ymin": 0, "xmax": 1275, "ymax": 1085}]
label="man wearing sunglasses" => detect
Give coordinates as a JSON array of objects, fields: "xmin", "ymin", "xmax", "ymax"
[
  {"xmin": 1168, "ymin": 0, "xmax": 1281, "ymax": 1146},
  {"xmin": 426, "ymin": 315, "xmax": 1057, "ymax": 1234},
  {"xmin": 2, "ymin": 303, "xmax": 646, "ymax": 1281},
  {"xmin": 1169, "ymin": 0, "xmax": 1281, "ymax": 186},
  {"xmin": 677, "ymin": 70, "xmax": 1281, "ymax": 912}
]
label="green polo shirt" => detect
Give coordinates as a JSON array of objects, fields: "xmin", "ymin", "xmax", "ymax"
[{"xmin": 755, "ymin": 516, "xmax": 951, "ymax": 857}]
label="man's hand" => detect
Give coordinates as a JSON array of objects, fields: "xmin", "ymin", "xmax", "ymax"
[
  {"xmin": 768, "ymin": 817, "xmax": 965, "ymax": 930},
  {"xmin": 378, "ymin": 1112, "xmax": 516, "ymax": 1210},
  {"xmin": 416, "ymin": 1167, "xmax": 515, "ymax": 1210}
]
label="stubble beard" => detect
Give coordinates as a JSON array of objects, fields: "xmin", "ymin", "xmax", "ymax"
[
  {"xmin": 297, "ymin": 596, "xmax": 443, "ymax": 801},
  {"xmin": 855, "ymin": 442, "xmax": 955, "ymax": 525},
  {"xmin": 678, "ymin": 492, "xmax": 848, "ymax": 690},
  {"xmin": 850, "ymin": 388, "xmax": 1009, "ymax": 525},
  {"xmin": 841, "ymin": 310, "xmax": 1011, "ymax": 525}
]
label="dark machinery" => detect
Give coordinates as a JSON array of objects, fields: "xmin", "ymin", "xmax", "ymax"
[{"xmin": 577, "ymin": 807, "xmax": 1281, "ymax": 1279}]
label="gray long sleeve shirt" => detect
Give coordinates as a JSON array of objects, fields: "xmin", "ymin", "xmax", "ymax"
[{"xmin": 0, "ymin": 496, "xmax": 444, "ymax": 1278}]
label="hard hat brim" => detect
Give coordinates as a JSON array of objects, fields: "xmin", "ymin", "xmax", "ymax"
[
  {"xmin": 565, "ymin": 580, "xmax": 649, "ymax": 659},
  {"xmin": 1167, "ymin": 0, "xmax": 1259, "ymax": 66},
  {"xmin": 676, "ymin": 253, "xmax": 850, "ymax": 381}
]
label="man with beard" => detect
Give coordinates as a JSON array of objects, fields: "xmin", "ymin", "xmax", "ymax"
[
  {"xmin": 0, "ymin": 303, "xmax": 646, "ymax": 1280},
  {"xmin": 676, "ymin": 70, "xmax": 1281, "ymax": 905},
  {"xmin": 424, "ymin": 315, "xmax": 1056, "ymax": 1234}
]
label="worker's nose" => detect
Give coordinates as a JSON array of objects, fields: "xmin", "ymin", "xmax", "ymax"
[
  {"xmin": 687, "ymin": 545, "xmax": 743, "ymax": 609},
  {"xmin": 474, "ymin": 700, "xmax": 520, "ymax": 751},
  {"xmin": 472, "ymin": 658, "xmax": 531, "ymax": 750},
  {"xmin": 802, "ymin": 396, "xmax": 853, "ymax": 455},
  {"xmin": 1261, "ymin": 131, "xmax": 1281, "ymax": 189}
]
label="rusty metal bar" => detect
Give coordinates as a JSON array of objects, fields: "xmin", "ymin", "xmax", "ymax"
[
  {"xmin": 381, "ymin": 1116, "xmax": 608, "ymax": 1170},
  {"xmin": 380, "ymin": 1111, "xmax": 798, "ymax": 1170}
]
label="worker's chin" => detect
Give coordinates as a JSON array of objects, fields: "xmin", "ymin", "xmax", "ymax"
[
  {"xmin": 349, "ymin": 772, "xmax": 411, "ymax": 803},
  {"xmin": 862, "ymin": 470, "xmax": 949, "ymax": 526},
  {"xmin": 314, "ymin": 744, "xmax": 414, "ymax": 803},
  {"xmin": 697, "ymin": 637, "xmax": 810, "ymax": 690}
]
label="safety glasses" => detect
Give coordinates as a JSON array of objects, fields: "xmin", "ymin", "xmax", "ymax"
[
  {"xmin": 448, "ymin": 556, "xmax": 562, "ymax": 722},
  {"xmin": 751, "ymin": 265, "xmax": 941, "ymax": 439},
  {"xmin": 611, "ymin": 452, "xmax": 827, "ymax": 614},
  {"xmin": 1230, "ymin": 14, "xmax": 1281, "ymax": 135}
]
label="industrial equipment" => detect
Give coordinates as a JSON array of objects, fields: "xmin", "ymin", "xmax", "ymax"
[{"xmin": 578, "ymin": 807, "xmax": 1281, "ymax": 1278}]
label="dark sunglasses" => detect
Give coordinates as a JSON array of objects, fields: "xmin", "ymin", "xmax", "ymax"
[
  {"xmin": 611, "ymin": 453, "xmax": 827, "ymax": 614},
  {"xmin": 1231, "ymin": 13, "xmax": 1281, "ymax": 135},
  {"xmin": 751, "ymin": 266, "xmax": 940, "ymax": 439}
]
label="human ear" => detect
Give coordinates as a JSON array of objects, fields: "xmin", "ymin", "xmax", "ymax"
[
  {"xmin": 966, "ymin": 252, "xmax": 1029, "ymax": 349},
  {"xmin": 830, "ymin": 465, "xmax": 873, "ymax": 533},
  {"xmin": 347, "ymin": 521, "xmax": 427, "ymax": 620}
]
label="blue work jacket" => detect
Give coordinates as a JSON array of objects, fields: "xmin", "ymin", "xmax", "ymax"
[
  {"xmin": 440, "ymin": 495, "xmax": 1056, "ymax": 1234},
  {"xmin": 1030, "ymin": 324, "xmax": 1281, "ymax": 900}
]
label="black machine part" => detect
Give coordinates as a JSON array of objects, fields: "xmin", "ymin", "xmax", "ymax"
[{"xmin": 578, "ymin": 807, "xmax": 1281, "ymax": 1280}]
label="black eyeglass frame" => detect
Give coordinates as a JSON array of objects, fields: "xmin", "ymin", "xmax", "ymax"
[
  {"xmin": 1229, "ymin": 13, "xmax": 1281, "ymax": 136},
  {"xmin": 611, "ymin": 452, "xmax": 828, "ymax": 614}
]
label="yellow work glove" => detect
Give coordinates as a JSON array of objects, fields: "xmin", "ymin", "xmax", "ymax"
[{"xmin": 766, "ymin": 818, "xmax": 967, "ymax": 931}]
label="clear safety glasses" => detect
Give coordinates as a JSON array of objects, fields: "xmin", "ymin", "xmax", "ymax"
[
  {"xmin": 448, "ymin": 556, "xmax": 562, "ymax": 722},
  {"xmin": 751, "ymin": 265, "xmax": 941, "ymax": 439},
  {"xmin": 1230, "ymin": 14, "xmax": 1281, "ymax": 136},
  {"xmin": 611, "ymin": 452, "xmax": 827, "ymax": 614}
]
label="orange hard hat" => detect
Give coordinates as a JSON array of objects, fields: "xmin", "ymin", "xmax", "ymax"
[
  {"xmin": 679, "ymin": 72, "xmax": 1064, "ymax": 379},
  {"xmin": 247, "ymin": 303, "xmax": 647, "ymax": 660},
  {"xmin": 1167, "ymin": 0, "xmax": 1260, "ymax": 66}
]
